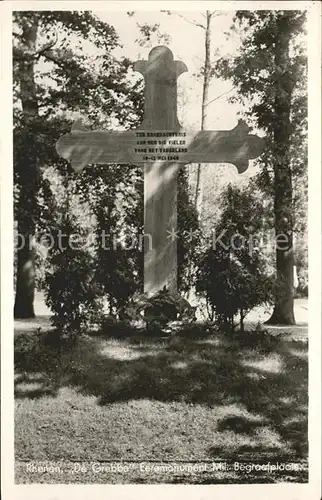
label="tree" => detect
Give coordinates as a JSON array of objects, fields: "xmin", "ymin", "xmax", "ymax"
[
  {"xmin": 13, "ymin": 11, "xmax": 143, "ymax": 317},
  {"xmin": 195, "ymin": 11, "xmax": 214, "ymax": 213},
  {"xmin": 215, "ymin": 11, "xmax": 307, "ymax": 324},
  {"xmin": 14, "ymin": 14, "xmax": 40, "ymax": 318}
]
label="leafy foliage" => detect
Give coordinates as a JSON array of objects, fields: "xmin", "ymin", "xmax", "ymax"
[
  {"xmin": 87, "ymin": 164, "xmax": 144, "ymax": 315},
  {"xmin": 135, "ymin": 22, "xmax": 171, "ymax": 47},
  {"xmin": 196, "ymin": 184, "xmax": 275, "ymax": 330},
  {"xmin": 177, "ymin": 167, "xmax": 202, "ymax": 294},
  {"xmin": 43, "ymin": 177, "xmax": 103, "ymax": 339},
  {"xmin": 215, "ymin": 10, "xmax": 307, "ymax": 202}
]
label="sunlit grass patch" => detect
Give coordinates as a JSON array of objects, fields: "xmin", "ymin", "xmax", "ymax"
[
  {"xmin": 171, "ymin": 361, "xmax": 189, "ymax": 370},
  {"xmin": 254, "ymin": 426, "xmax": 287, "ymax": 449},
  {"xmin": 195, "ymin": 338, "xmax": 223, "ymax": 346},
  {"xmin": 215, "ymin": 402, "xmax": 263, "ymax": 421},
  {"xmin": 100, "ymin": 345, "xmax": 147, "ymax": 361},
  {"xmin": 241, "ymin": 353, "xmax": 283, "ymax": 374},
  {"xmin": 287, "ymin": 348, "xmax": 308, "ymax": 359}
]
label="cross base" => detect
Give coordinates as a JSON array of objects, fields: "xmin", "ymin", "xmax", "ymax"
[{"xmin": 120, "ymin": 288, "xmax": 196, "ymax": 329}]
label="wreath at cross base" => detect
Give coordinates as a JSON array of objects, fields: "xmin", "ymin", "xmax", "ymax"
[{"xmin": 119, "ymin": 287, "xmax": 197, "ymax": 328}]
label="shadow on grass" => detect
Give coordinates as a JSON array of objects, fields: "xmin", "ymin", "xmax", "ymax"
[{"xmin": 14, "ymin": 325, "xmax": 308, "ymax": 464}]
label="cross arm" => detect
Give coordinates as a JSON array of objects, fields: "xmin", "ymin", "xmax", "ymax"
[
  {"xmin": 56, "ymin": 119, "xmax": 264, "ymax": 174},
  {"xmin": 56, "ymin": 121, "xmax": 140, "ymax": 172},
  {"xmin": 185, "ymin": 120, "xmax": 265, "ymax": 173}
]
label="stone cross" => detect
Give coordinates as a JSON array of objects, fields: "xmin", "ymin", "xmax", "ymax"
[{"xmin": 56, "ymin": 46, "xmax": 264, "ymax": 297}]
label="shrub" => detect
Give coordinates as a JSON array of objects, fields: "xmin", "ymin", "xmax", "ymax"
[
  {"xmin": 197, "ymin": 245, "xmax": 274, "ymax": 332},
  {"xmin": 99, "ymin": 317, "xmax": 137, "ymax": 338},
  {"xmin": 44, "ymin": 215, "xmax": 103, "ymax": 341},
  {"xmin": 196, "ymin": 184, "xmax": 275, "ymax": 332},
  {"xmin": 231, "ymin": 322, "xmax": 282, "ymax": 352}
]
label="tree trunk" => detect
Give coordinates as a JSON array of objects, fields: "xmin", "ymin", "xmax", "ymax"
[
  {"xmin": 14, "ymin": 230, "xmax": 36, "ymax": 318},
  {"xmin": 194, "ymin": 10, "xmax": 212, "ymax": 212},
  {"xmin": 266, "ymin": 13, "xmax": 295, "ymax": 325},
  {"xmin": 240, "ymin": 308, "xmax": 244, "ymax": 333},
  {"xmin": 14, "ymin": 16, "xmax": 39, "ymax": 319}
]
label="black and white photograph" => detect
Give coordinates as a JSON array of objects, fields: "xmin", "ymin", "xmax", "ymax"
[{"xmin": 1, "ymin": 0, "xmax": 321, "ymax": 496}]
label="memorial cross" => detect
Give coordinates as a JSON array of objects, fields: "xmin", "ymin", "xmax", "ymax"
[{"xmin": 56, "ymin": 46, "xmax": 264, "ymax": 297}]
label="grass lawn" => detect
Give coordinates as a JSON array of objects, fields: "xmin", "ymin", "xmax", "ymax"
[{"xmin": 14, "ymin": 319, "xmax": 308, "ymax": 484}]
